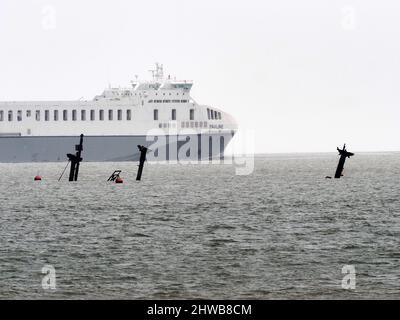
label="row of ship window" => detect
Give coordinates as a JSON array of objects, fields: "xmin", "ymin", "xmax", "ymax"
[
  {"xmin": 148, "ymin": 99, "xmax": 189, "ymax": 103},
  {"xmin": 0, "ymin": 109, "xmax": 132, "ymax": 122},
  {"xmin": 158, "ymin": 121, "xmax": 209, "ymax": 129},
  {"xmin": 153, "ymin": 109, "xmax": 221, "ymax": 121},
  {"xmin": 101, "ymin": 92, "xmax": 187, "ymax": 97},
  {"xmin": 153, "ymin": 109, "xmax": 195, "ymax": 121},
  {"xmin": 0, "ymin": 108, "xmax": 222, "ymax": 122},
  {"xmin": 207, "ymin": 108, "xmax": 221, "ymax": 120}
]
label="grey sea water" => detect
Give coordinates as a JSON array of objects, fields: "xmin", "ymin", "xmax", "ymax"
[{"xmin": 0, "ymin": 152, "xmax": 399, "ymax": 299}]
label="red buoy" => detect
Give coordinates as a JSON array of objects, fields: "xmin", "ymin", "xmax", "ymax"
[
  {"xmin": 34, "ymin": 176, "xmax": 42, "ymax": 181},
  {"xmin": 115, "ymin": 177, "xmax": 123, "ymax": 184}
]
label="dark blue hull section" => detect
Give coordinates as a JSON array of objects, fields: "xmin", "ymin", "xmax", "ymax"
[{"xmin": 0, "ymin": 133, "xmax": 235, "ymax": 163}]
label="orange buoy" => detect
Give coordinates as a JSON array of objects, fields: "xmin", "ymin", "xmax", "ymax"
[
  {"xmin": 34, "ymin": 175, "xmax": 42, "ymax": 181},
  {"xmin": 115, "ymin": 177, "xmax": 123, "ymax": 184}
]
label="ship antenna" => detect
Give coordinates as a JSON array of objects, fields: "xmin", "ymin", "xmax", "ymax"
[
  {"xmin": 148, "ymin": 68, "xmax": 155, "ymax": 80},
  {"xmin": 156, "ymin": 63, "xmax": 164, "ymax": 81},
  {"xmin": 149, "ymin": 63, "xmax": 164, "ymax": 82}
]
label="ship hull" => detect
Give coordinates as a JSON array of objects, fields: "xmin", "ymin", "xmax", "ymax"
[{"xmin": 0, "ymin": 132, "xmax": 235, "ymax": 163}]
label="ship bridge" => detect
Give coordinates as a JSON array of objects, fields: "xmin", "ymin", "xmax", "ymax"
[{"xmin": 94, "ymin": 63, "xmax": 193, "ymax": 101}]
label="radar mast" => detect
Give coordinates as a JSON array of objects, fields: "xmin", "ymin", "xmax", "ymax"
[{"xmin": 148, "ymin": 63, "xmax": 164, "ymax": 82}]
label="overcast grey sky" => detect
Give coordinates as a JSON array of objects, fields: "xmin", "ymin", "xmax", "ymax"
[{"xmin": 0, "ymin": 0, "xmax": 399, "ymax": 153}]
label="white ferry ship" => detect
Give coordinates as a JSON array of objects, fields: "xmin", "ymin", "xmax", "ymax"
[{"xmin": 0, "ymin": 64, "xmax": 237, "ymax": 162}]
